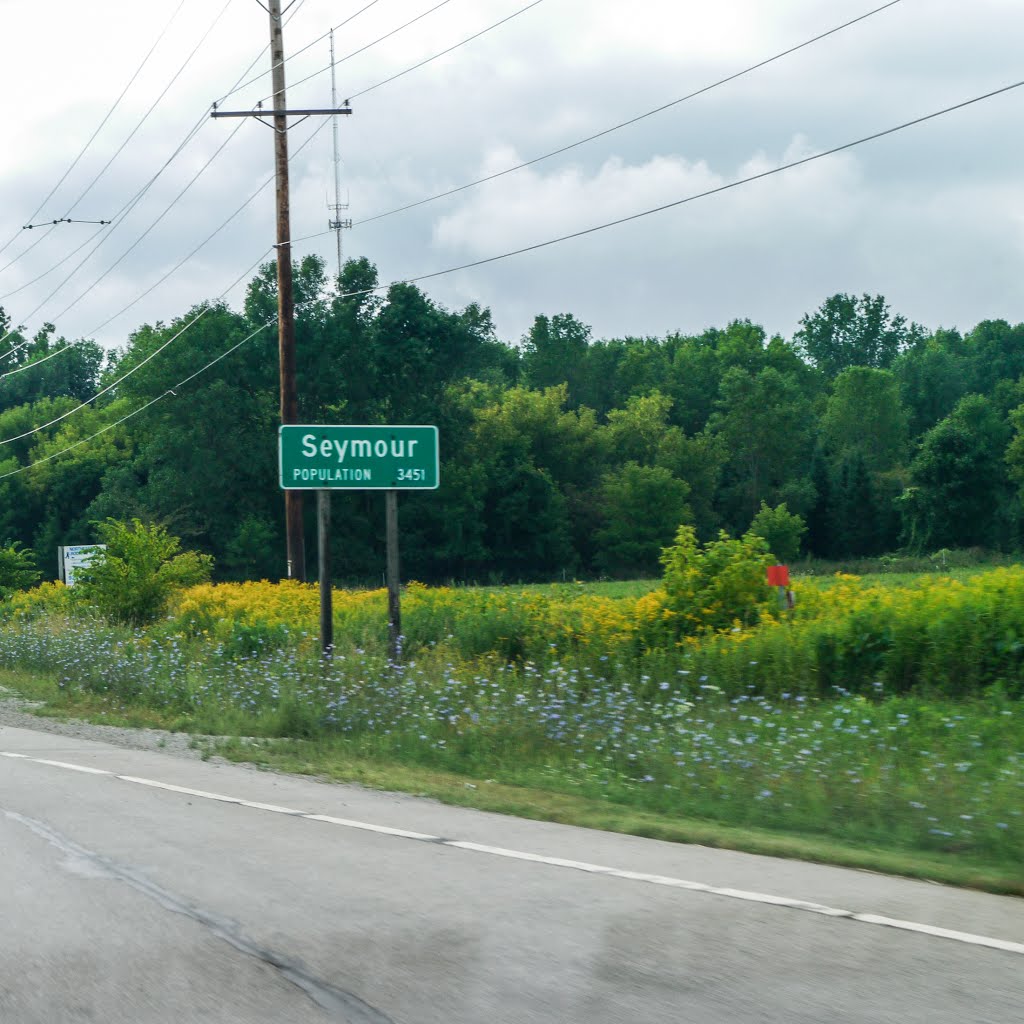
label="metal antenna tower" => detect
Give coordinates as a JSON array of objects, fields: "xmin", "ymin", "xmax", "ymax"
[{"xmin": 328, "ymin": 29, "xmax": 352, "ymax": 280}]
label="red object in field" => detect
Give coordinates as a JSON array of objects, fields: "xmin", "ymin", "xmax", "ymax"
[{"xmin": 767, "ymin": 565, "xmax": 790, "ymax": 587}]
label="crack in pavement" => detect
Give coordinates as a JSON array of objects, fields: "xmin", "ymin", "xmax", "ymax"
[{"xmin": 3, "ymin": 808, "xmax": 394, "ymax": 1024}]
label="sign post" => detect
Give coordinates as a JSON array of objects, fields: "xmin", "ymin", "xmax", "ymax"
[
  {"xmin": 318, "ymin": 490, "xmax": 332, "ymax": 657},
  {"xmin": 279, "ymin": 425, "xmax": 439, "ymax": 660},
  {"xmin": 385, "ymin": 490, "xmax": 401, "ymax": 663},
  {"xmin": 767, "ymin": 564, "xmax": 792, "ymax": 610}
]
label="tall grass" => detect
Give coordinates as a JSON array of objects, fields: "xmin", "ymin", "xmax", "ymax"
[{"xmin": 0, "ymin": 573, "xmax": 1021, "ymax": 865}]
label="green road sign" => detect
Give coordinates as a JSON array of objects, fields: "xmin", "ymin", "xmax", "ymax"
[{"xmin": 279, "ymin": 425, "xmax": 439, "ymax": 490}]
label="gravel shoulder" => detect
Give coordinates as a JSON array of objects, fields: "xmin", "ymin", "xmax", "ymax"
[{"xmin": 0, "ymin": 689, "xmax": 215, "ymax": 762}]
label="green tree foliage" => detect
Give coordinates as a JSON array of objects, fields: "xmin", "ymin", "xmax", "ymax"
[
  {"xmin": 893, "ymin": 333, "xmax": 969, "ymax": 438},
  {"xmin": 602, "ymin": 391, "xmax": 674, "ymax": 466},
  {"xmin": 901, "ymin": 395, "xmax": 1012, "ymax": 551},
  {"xmin": 660, "ymin": 526, "xmax": 773, "ymax": 635},
  {"xmin": 963, "ymin": 319, "xmax": 1024, "ymax": 395},
  {"xmin": 821, "ymin": 367, "xmax": 909, "ymax": 473},
  {"xmin": 4, "ymin": 276, "xmax": 1024, "ymax": 583},
  {"xmin": 595, "ymin": 463, "xmax": 691, "ymax": 577},
  {"xmin": 710, "ymin": 367, "xmax": 816, "ymax": 528},
  {"xmin": 0, "ymin": 542, "xmax": 41, "ymax": 598},
  {"xmin": 522, "ymin": 313, "xmax": 591, "ymax": 404},
  {"xmin": 749, "ymin": 502, "xmax": 806, "ymax": 563},
  {"xmin": 795, "ymin": 293, "xmax": 920, "ymax": 378},
  {"xmin": 75, "ymin": 519, "xmax": 213, "ymax": 625}
]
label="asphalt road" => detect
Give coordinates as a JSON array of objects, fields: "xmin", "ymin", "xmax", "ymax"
[{"xmin": 1, "ymin": 723, "xmax": 1022, "ymax": 1024}]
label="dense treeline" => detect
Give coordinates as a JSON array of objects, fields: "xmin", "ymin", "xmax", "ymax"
[{"xmin": 2, "ymin": 256, "xmax": 1023, "ymax": 582}]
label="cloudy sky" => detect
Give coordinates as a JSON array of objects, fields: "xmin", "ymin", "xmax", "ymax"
[{"xmin": 2, "ymin": 0, "xmax": 1022, "ymax": 354}]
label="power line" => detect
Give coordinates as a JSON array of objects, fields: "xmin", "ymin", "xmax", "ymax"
[
  {"xmin": 216, "ymin": 0, "xmax": 387, "ymax": 105},
  {"xmin": 51, "ymin": 120, "xmax": 250, "ymax": 327},
  {"xmin": 0, "ymin": 224, "xmax": 59, "ymax": 276},
  {"xmin": 275, "ymin": 0, "xmax": 544, "ymax": 106},
  {"xmin": 64, "ymin": 0, "xmax": 239, "ymax": 221},
  {"xmin": 253, "ymin": 0, "xmax": 459, "ymax": 105},
  {"xmin": 349, "ymin": 0, "xmax": 547, "ymax": 101},
  {"xmin": 5, "ymin": 77, "xmax": 1020, "ymax": 478},
  {"xmin": 1, "ymin": 0, "xmax": 545, "ymax": 374},
  {"xmin": 0, "ymin": 247, "xmax": 274, "ymax": 446},
  {"xmin": 0, "ymin": 115, "xmax": 323, "ymax": 381},
  {"xmin": 0, "ymin": 2, "xmax": 242, "ymax": 345},
  {"xmin": 0, "ymin": 20, "xmax": 293, "ymax": 353},
  {"xmin": 0, "ymin": 113, "xmax": 213, "ymax": 361},
  {"xmin": 355, "ymin": 0, "xmax": 905, "ymax": 227},
  {"xmin": 0, "ymin": 315, "xmax": 277, "ymax": 482},
  {"xmin": 295, "ymin": 79, "xmax": 1024, "ymax": 299},
  {"xmin": 0, "ymin": 0, "xmax": 190, "ymax": 263}
]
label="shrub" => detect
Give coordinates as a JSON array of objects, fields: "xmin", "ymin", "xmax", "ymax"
[
  {"xmin": 659, "ymin": 525, "xmax": 773, "ymax": 636},
  {"xmin": 0, "ymin": 542, "xmax": 41, "ymax": 599},
  {"xmin": 749, "ymin": 502, "xmax": 806, "ymax": 563},
  {"xmin": 75, "ymin": 519, "xmax": 213, "ymax": 626}
]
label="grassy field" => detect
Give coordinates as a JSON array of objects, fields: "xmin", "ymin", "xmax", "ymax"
[{"xmin": 1, "ymin": 567, "xmax": 1022, "ymax": 893}]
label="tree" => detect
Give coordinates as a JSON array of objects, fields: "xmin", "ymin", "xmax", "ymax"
[
  {"xmin": 821, "ymin": 367, "xmax": 909, "ymax": 473},
  {"xmin": 602, "ymin": 391, "xmax": 674, "ymax": 466},
  {"xmin": 0, "ymin": 542, "xmax": 41, "ymax": 598},
  {"xmin": 893, "ymin": 334, "xmax": 969, "ymax": 439},
  {"xmin": 749, "ymin": 502, "xmax": 806, "ymax": 563},
  {"xmin": 963, "ymin": 319, "xmax": 1024, "ymax": 395},
  {"xmin": 795, "ymin": 294, "xmax": 919, "ymax": 378},
  {"xmin": 595, "ymin": 463, "xmax": 691, "ymax": 577},
  {"xmin": 710, "ymin": 367, "xmax": 816, "ymax": 528},
  {"xmin": 522, "ymin": 313, "xmax": 591, "ymax": 404},
  {"xmin": 901, "ymin": 395, "xmax": 1012, "ymax": 551}
]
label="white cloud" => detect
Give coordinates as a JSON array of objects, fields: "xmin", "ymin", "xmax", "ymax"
[{"xmin": 2, "ymin": 0, "xmax": 1022, "ymax": 352}]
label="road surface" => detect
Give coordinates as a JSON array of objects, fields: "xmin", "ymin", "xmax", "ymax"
[{"xmin": 1, "ymin": 723, "xmax": 1022, "ymax": 1023}]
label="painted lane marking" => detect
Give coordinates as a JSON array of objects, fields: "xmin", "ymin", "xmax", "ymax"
[
  {"xmin": 305, "ymin": 814, "xmax": 439, "ymax": 842},
  {"xmin": 35, "ymin": 759, "xmax": 112, "ymax": 775},
  {"xmin": 3, "ymin": 748, "xmax": 1023, "ymax": 958}
]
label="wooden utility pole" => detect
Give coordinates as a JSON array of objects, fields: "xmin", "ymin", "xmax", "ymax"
[
  {"xmin": 269, "ymin": 0, "xmax": 304, "ymax": 581},
  {"xmin": 212, "ymin": 0, "xmax": 351, "ymax": 582}
]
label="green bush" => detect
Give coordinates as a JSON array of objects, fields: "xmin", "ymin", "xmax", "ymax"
[
  {"xmin": 660, "ymin": 525, "xmax": 773, "ymax": 636},
  {"xmin": 75, "ymin": 519, "xmax": 213, "ymax": 626},
  {"xmin": 0, "ymin": 542, "xmax": 41, "ymax": 599},
  {"xmin": 749, "ymin": 501, "xmax": 806, "ymax": 563}
]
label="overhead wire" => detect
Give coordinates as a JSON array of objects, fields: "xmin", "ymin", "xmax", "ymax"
[
  {"xmin": 64, "ymin": 0, "xmax": 239, "ymax": 220},
  {"xmin": 0, "ymin": 313, "xmax": 276, "ymax": 482},
  {"xmin": 0, "ymin": 114, "xmax": 324, "ymax": 381},
  {"xmin": 348, "ymin": 0, "xmax": 547, "ymax": 101},
  {"xmin": 216, "ymin": 0, "xmax": 387, "ymax": 105},
  {"xmin": 0, "ymin": 246, "xmax": 275, "ymax": 447},
  {"xmin": 295, "ymin": 79, "xmax": 1024, "ymax": 302},
  {"xmin": 0, "ymin": 0, "xmax": 414, "ymax": 357},
  {"xmin": 7, "ymin": 75, "xmax": 1022, "ymax": 475},
  {"xmin": 0, "ymin": 2, "xmax": 300, "ymax": 355},
  {"xmin": 355, "ymin": 0, "xmax": 905, "ymax": 226},
  {"xmin": 0, "ymin": 0, "xmax": 503, "ymax": 363},
  {"xmin": 256, "ymin": 0, "xmax": 460, "ymax": 104},
  {"xmin": 0, "ymin": 0, "xmax": 190, "ymax": 263}
]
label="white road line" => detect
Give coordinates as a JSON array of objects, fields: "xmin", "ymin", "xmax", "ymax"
[
  {"xmin": 35, "ymin": 759, "xmax": 112, "ymax": 775},
  {"xmin": 3, "ymin": 747, "xmax": 1023, "ymax": 957},
  {"xmin": 305, "ymin": 814, "xmax": 439, "ymax": 842}
]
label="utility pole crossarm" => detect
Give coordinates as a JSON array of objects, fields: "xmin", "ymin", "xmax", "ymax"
[{"xmin": 211, "ymin": 107, "xmax": 352, "ymax": 118}]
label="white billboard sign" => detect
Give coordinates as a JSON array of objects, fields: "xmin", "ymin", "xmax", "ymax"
[{"xmin": 58, "ymin": 545, "xmax": 106, "ymax": 586}]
